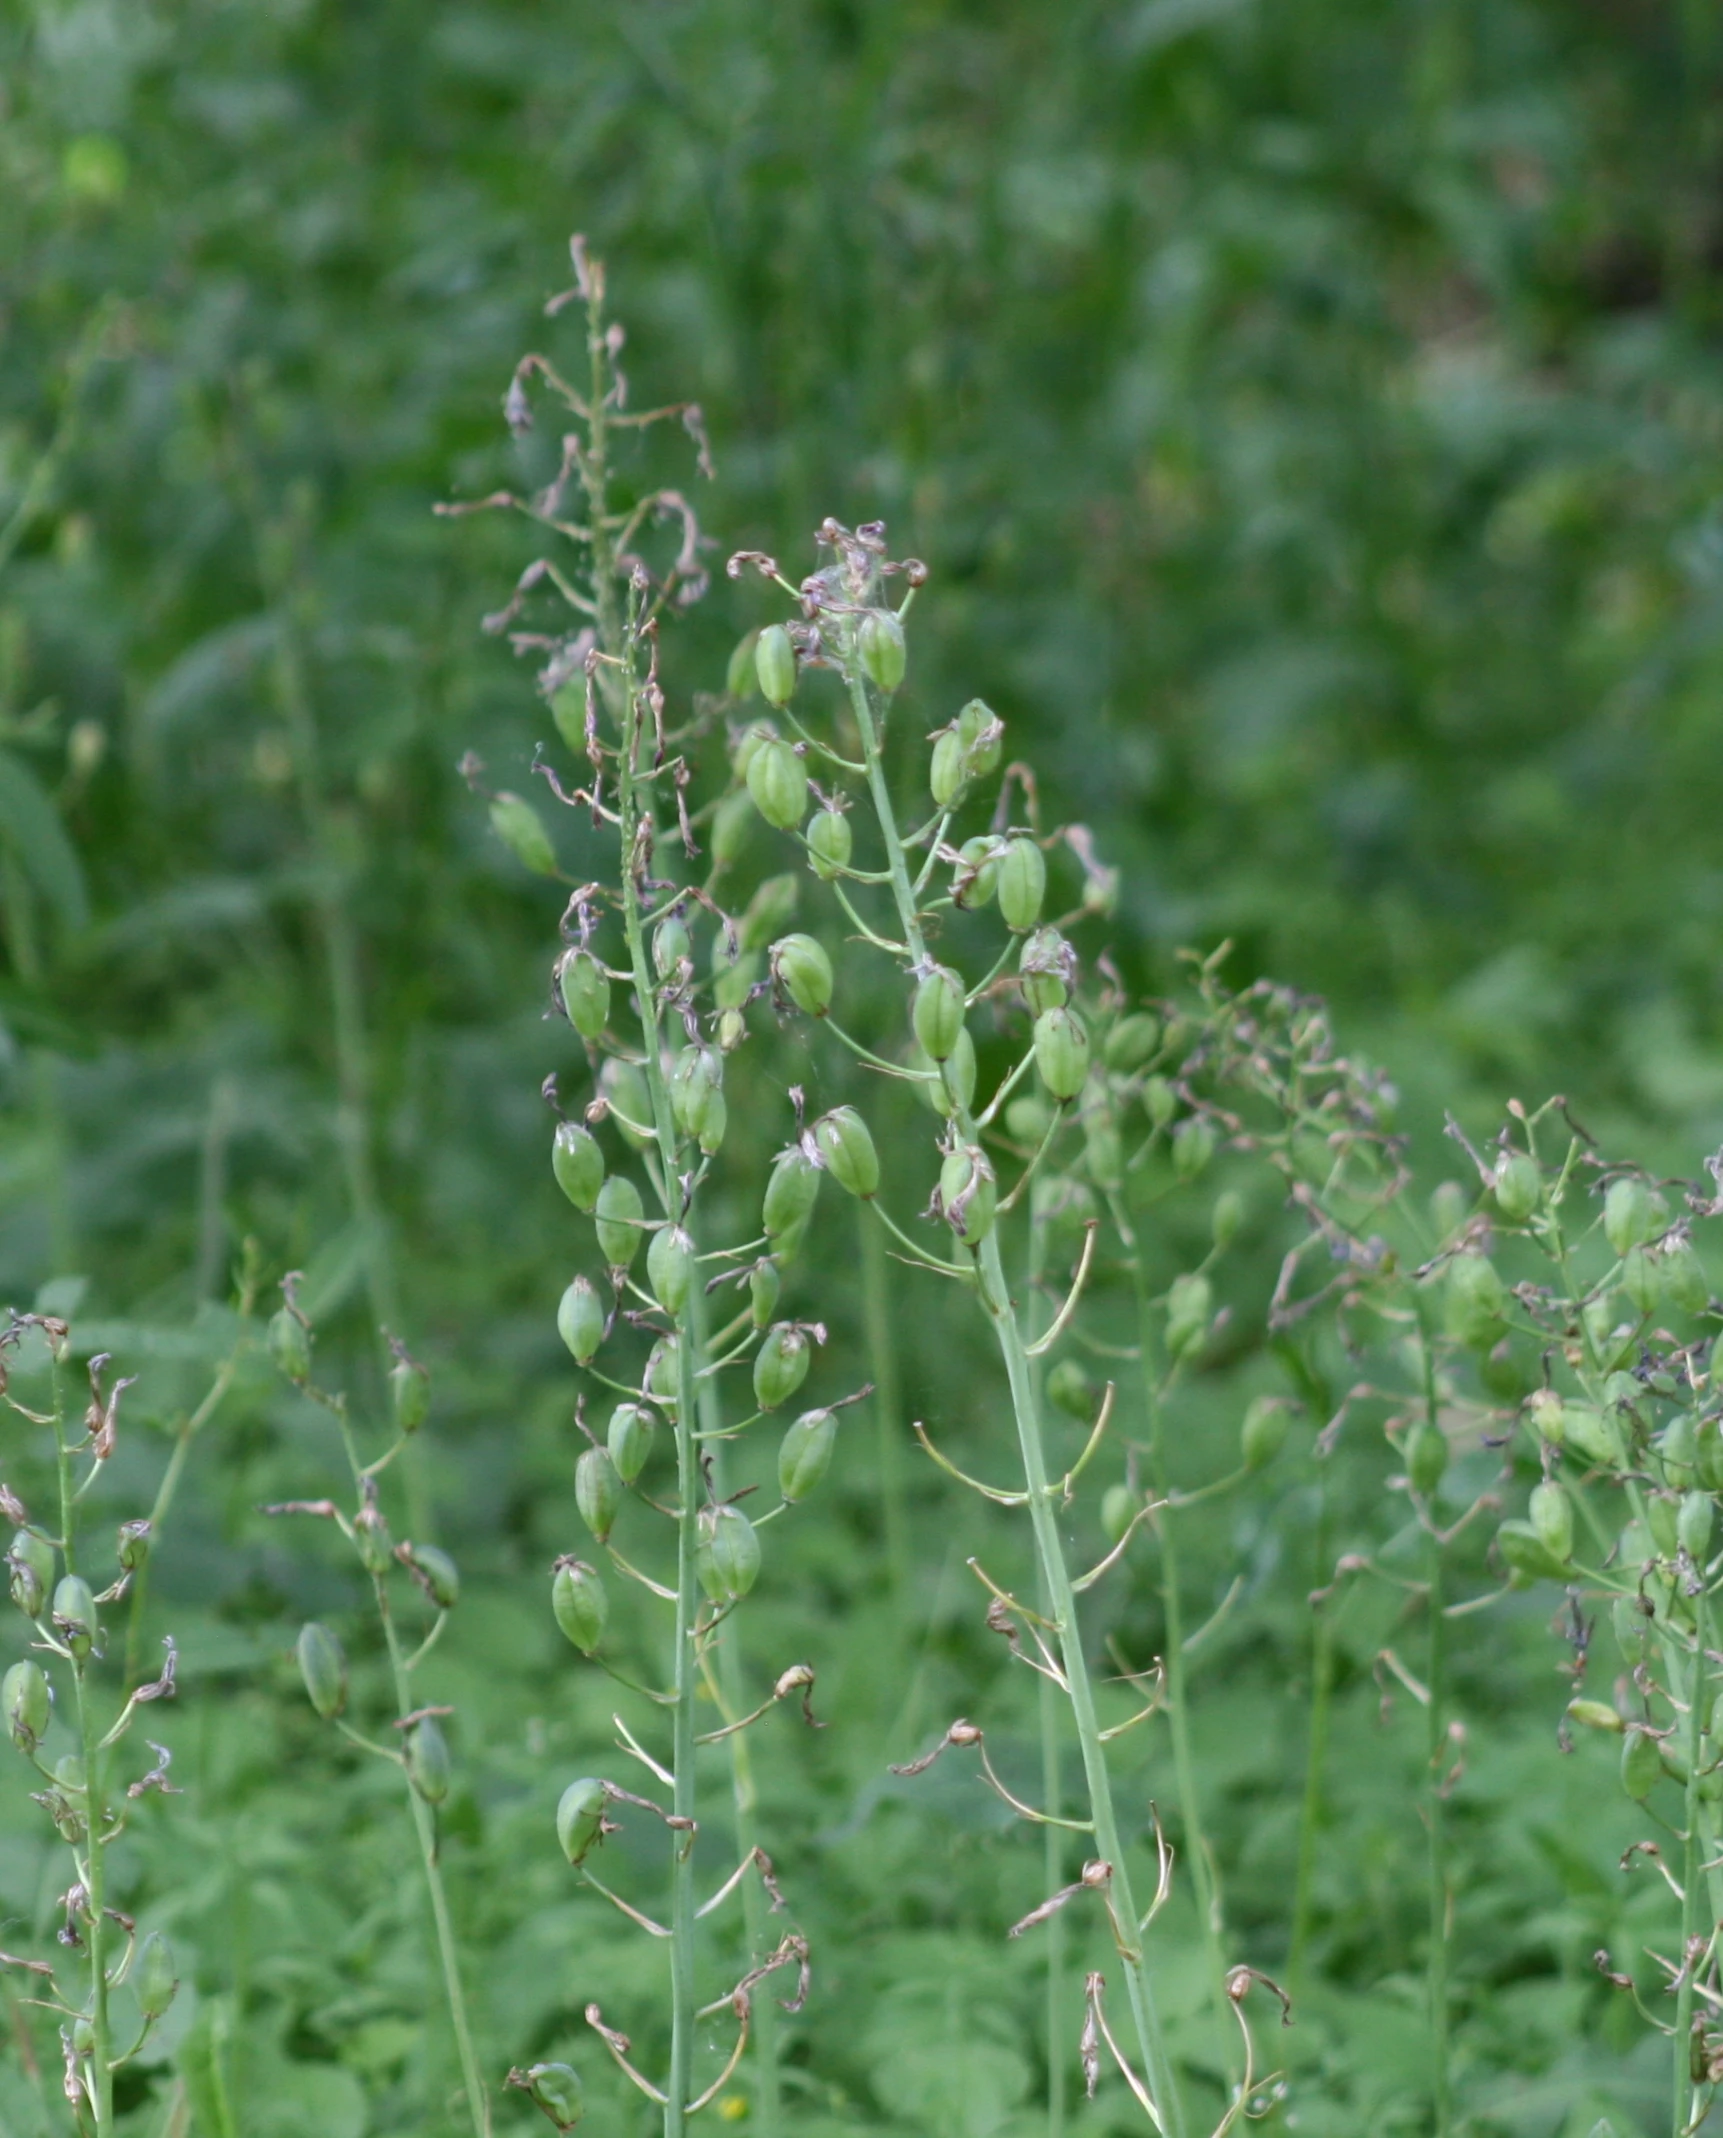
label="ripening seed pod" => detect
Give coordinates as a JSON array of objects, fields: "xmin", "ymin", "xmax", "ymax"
[
  {"xmin": 1647, "ymin": 1495, "xmax": 1679, "ymax": 1557},
  {"xmin": 858, "ymin": 609, "xmax": 907, "ymax": 692},
  {"xmin": 1006, "ymin": 1092, "xmax": 1053, "ymax": 1145},
  {"xmin": 670, "ymin": 1044, "xmax": 725, "ymax": 1143},
  {"xmin": 405, "ymin": 1716, "xmax": 451, "ymax": 1805},
  {"xmin": 1679, "ymin": 1490, "xmax": 1713, "ymax": 1561},
  {"xmin": 778, "ymin": 1408, "xmax": 837, "ymax": 1502},
  {"xmin": 557, "ymin": 1777, "xmax": 608, "ymax": 1864},
  {"xmin": 910, "ymin": 1031, "xmax": 976, "ymax": 1119},
  {"xmin": 553, "ymin": 1121, "xmax": 605, "ymax": 1212},
  {"xmin": 557, "ymin": 1276, "xmax": 606, "ymax": 1366},
  {"xmin": 1100, "ymin": 1484, "xmax": 1136, "ymax": 1546},
  {"xmin": 771, "ymin": 933, "xmax": 834, "ymax": 1017},
  {"xmin": 1529, "ymin": 1481, "xmax": 1574, "ymax": 1563},
  {"xmin": 296, "ymin": 1622, "xmax": 347, "ymax": 1720},
  {"xmin": 1496, "ymin": 1519, "xmax": 1568, "ymax": 1585},
  {"xmin": 1211, "ymin": 1189, "xmax": 1245, "ymax": 1251},
  {"xmin": 1664, "ymin": 1414, "xmax": 1698, "ymax": 1489},
  {"xmin": 740, "ymin": 873, "xmax": 800, "ymax": 952},
  {"xmin": 1604, "ymin": 1176, "xmax": 1657, "ymax": 1257},
  {"xmin": 516, "ymin": 2062, "xmax": 585, "ymax": 2132},
  {"xmin": 8, "ymin": 1529, "xmax": 53, "ymax": 1620},
  {"xmin": 551, "ymin": 683, "xmax": 584, "ymax": 753},
  {"xmin": 1445, "ymin": 1253, "xmax": 1507, "ymax": 1349},
  {"xmin": 754, "ymin": 1324, "xmax": 813, "ymax": 1411},
  {"xmin": 1165, "ymin": 1273, "xmax": 1211, "ymax": 1361},
  {"xmin": 407, "ymin": 1543, "xmax": 461, "ymax": 1609},
  {"xmin": 391, "ymin": 1355, "xmax": 430, "ymax": 1436},
  {"xmin": 1104, "ymin": 1013, "xmax": 1161, "ymax": 1073},
  {"xmin": 727, "ymin": 630, "xmax": 760, "ymax": 700},
  {"xmin": 268, "ymin": 1304, "xmax": 311, "ymax": 1383},
  {"xmin": 134, "ymin": 1932, "xmax": 178, "ymax": 2021},
  {"xmin": 1241, "ymin": 1397, "xmax": 1287, "ymax": 1470},
  {"xmin": 717, "ymin": 1008, "xmax": 745, "ymax": 1054},
  {"xmin": 1046, "ymin": 1359, "xmax": 1092, "ymax": 1420},
  {"xmin": 747, "ymin": 736, "xmax": 807, "ymax": 831},
  {"xmin": 557, "ymin": 947, "xmax": 610, "ymax": 1041},
  {"xmin": 808, "ymin": 807, "xmax": 852, "ymax": 880},
  {"xmin": 1664, "ymin": 1243, "xmax": 1710, "ymax": 1316},
  {"xmin": 652, "ymin": 913, "xmax": 692, "ymax": 981},
  {"xmin": 600, "ymin": 1059, "xmax": 653, "ymax": 1149},
  {"xmin": 1171, "ymin": 1117, "xmax": 1216, "ymax": 1181},
  {"xmin": 1493, "ymin": 1152, "xmax": 1541, "ymax": 1223},
  {"xmin": 1142, "ymin": 1076, "xmax": 1177, "ymax": 1130},
  {"xmin": 1082, "ymin": 1111, "xmax": 1123, "ymax": 1189},
  {"xmin": 116, "ymin": 1520, "xmax": 151, "ymax": 1573},
  {"xmin": 3, "ymin": 1659, "xmax": 50, "ymax": 1751},
  {"xmin": 1557, "ymin": 1402, "xmax": 1623, "ymax": 1470},
  {"xmin": 939, "ymin": 1145, "xmax": 997, "ymax": 1245},
  {"xmin": 52, "ymin": 1575, "xmax": 96, "ymax": 1662},
  {"xmin": 956, "ymin": 698, "xmax": 1004, "ymax": 775},
  {"xmin": 1621, "ymin": 1247, "xmax": 1657, "ymax": 1316},
  {"xmin": 1566, "ymin": 1698, "xmax": 1624, "ymax": 1735},
  {"xmin": 996, "ymin": 836, "xmax": 1046, "ymax": 932},
  {"xmin": 763, "ymin": 1150, "xmax": 821, "ymax": 1245},
  {"xmin": 1018, "ymin": 927, "xmax": 1074, "ymax": 1016},
  {"xmin": 647, "ymin": 1226, "xmax": 694, "ymax": 1315},
  {"xmin": 645, "ymin": 1334, "xmax": 682, "ymax": 1421},
  {"xmin": 1033, "ymin": 1006, "xmax": 1090, "ymax": 1102},
  {"xmin": 1697, "ymin": 1417, "xmax": 1723, "ymax": 1495},
  {"xmin": 749, "ymin": 1259, "xmax": 781, "ymax": 1328},
  {"xmin": 952, "ymin": 835, "xmax": 999, "ymax": 910},
  {"xmin": 1613, "ymin": 1593, "xmax": 1654, "ymax": 1662},
  {"xmin": 912, "ymin": 966, "xmax": 966, "ymax": 1062},
  {"xmin": 1526, "ymin": 1388, "xmax": 1564, "ymax": 1445},
  {"xmin": 929, "ymin": 726, "xmax": 967, "ymax": 809},
  {"xmin": 710, "ymin": 789, "xmax": 755, "ymax": 870},
  {"xmin": 607, "ymin": 1403, "xmax": 656, "ymax": 1484},
  {"xmin": 1621, "ymin": 1726, "xmax": 1662, "ymax": 1801},
  {"xmin": 490, "ymin": 793, "xmax": 558, "ymax": 877},
  {"xmin": 1406, "ymin": 1421, "xmax": 1449, "ymax": 1497},
  {"xmin": 733, "ymin": 720, "xmax": 777, "ymax": 780},
  {"xmin": 755, "ymin": 623, "xmax": 797, "ymax": 708},
  {"xmin": 814, "ymin": 1107, "xmax": 879, "ymax": 1198},
  {"xmin": 575, "ymin": 1448, "xmax": 621, "ymax": 1544},
  {"xmin": 552, "ymin": 1559, "xmax": 608, "ymax": 1652},
  {"xmin": 697, "ymin": 1504, "xmax": 762, "ymax": 1601},
  {"xmin": 594, "ymin": 1176, "xmax": 646, "ymax": 1272}
]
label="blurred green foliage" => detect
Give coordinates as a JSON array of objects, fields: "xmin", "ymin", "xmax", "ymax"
[{"xmin": 2, "ymin": 0, "xmax": 1722, "ymax": 2133}]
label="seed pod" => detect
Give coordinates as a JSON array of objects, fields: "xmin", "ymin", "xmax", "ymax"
[
  {"xmin": 1664, "ymin": 1414, "xmax": 1698, "ymax": 1489},
  {"xmin": 1033, "ymin": 1006, "xmax": 1090, "ymax": 1102},
  {"xmin": 490, "ymin": 792, "xmax": 558, "ymax": 877},
  {"xmin": 754, "ymin": 1323, "xmax": 813, "ymax": 1411},
  {"xmin": 929, "ymin": 727, "xmax": 967, "ymax": 808},
  {"xmin": 996, "ymin": 836, "xmax": 1046, "ymax": 932},
  {"xmin": 1046, "ymin": 1359, "xmax": 1093, "ymax": 1420},
  {"xmin": 8, "ymin": 1529, "xmax": 53, "ymax": 1620},
  {"xmin": 1604, "ymin": 1177, "xmax": 1657, "ymax": 1257},
  {"xmin": 647, "ymin": 1225, "xmax": 694, "ymax": 1315},
  {"xmin": 557, "ymin": 1276, "xmax": 606, "ymax": 1365},
  {"xmin": 814, "ymin": 1107, "xmax": 879, "ymax": 1198},
  {"xmin": 1165, "ymin": 1273, "xmax": 1211, "ymax": 1361},
  {"xmin": 1006, "ymin": 1094, "xmax": 1053, "ymax": 1145},
  {"xmin": 553, "ymin": 1121, "xmax": 605, "ymax": 1212},
  {"xmin": 652, "ymin": 913, "xmax": 692, "ymax": 981},
  {"xmin": 52, "ymin": 1575, "xmax": 96, "ymax": 1661},
  {"xmin": 1406, "ymin": 1421, "xmax": 1449, "ymax": 1497},
  {"xmin": 556, "ymin": 1777, "xmax": 608, "ymax": 1864},
  {"xmin": 1019, "ymin": 927, "xmax": 1074, "ymax": 1014},
  {"xmin": 1698, "ymin": 1417, "xmax": 1723, "ymax": 1495},
  {"xmin": 134, "ymin": 1932, "xmax": 178, "ymax": 2021},
  {"xmin": 808, "ymin": 807, "xmax": 852, "ymax": 880},
  {"xmin": 771, "ymin": 933, "xmax": 834, "ymax": 1017},
  {"xmin": 727, "ymin": 629, "xmax": 761, "ymax": 700},
  {"xmin": 740, "ymin": 872, "xmax": 799, "ymax": 952},
  {"xmin": 575, "ymin": 1447, "xmax": 621, "ymax": 1543},
  {"xmin": 912, "ymin": 966, "xmax": 966, "ymax": 1063},
  {"xmin": 858, "ymin": 609, "xmax": 906, "ymax": 692},
  {"xmin": 1445, "ymin": 1253, "xmax": 1506, "ymax": 1349},
  {"xmin": 1621, "ymin": 1247, "xmax": 1658, "ymax": 1316},
  {"xmin": 939, "ymin": 1145, "xmax": 997, "ymax": 1245},
  {"xmin": 697, "ymin": 1504, "xmax": 762, "ymax": 1601},
  {"xmin": 1493, "ymin": 1152, "xmax": 1541, "ymax": 1223},
  {"xmin": 557, "ymin": 947, "xmax": 610, "ymax": 1041},
  {"xmin": 116, "ymin": 1520, "xmax": 151, "ymax": 1573},
  {"xmin": 1613, "ymin": 1592, "xmax": 1654, "ymax": 1661},
  {"xmin": 1529, "ymin": 1481, "xmax": 1574, "ymax": 1563},
  {"xmin": 946, "ymin": 836, "xmax": 997, "ymax": 912},
  {"xmin": 1621, "ymin": 1725, "xmax": 1662, "ymax": 1800},
  {"xmin": 1496, "ymin": 1518, "xmax": 1568, "ymax": 1585},
  {"xmin": 747, "ymin": 736, "xmax": 807, "ymax": 831},
  {"xmin": 755, "ymin": 623, "xmax": 797, "ymax": 708},
  {"xmin": 607, "ymin": 1403, "xmax": 656, "ymax": 1485},
  {"xmin": 552, "ymin": 1559, "xmax": 608, "ymax": 1653},
  {"xmin": 1171, "ymin": 1117, "xmax": 1216, "ymax": 1181},
  {"xmin": 1142, "ymin": 1076, "xmax": 1177, "ymax": 1130},
  {"xmin": 515, "ymin": 2061, "xmax": 586, "ymax": 2131},
  {"xmin": 733, "ymin": 720, "xmax": 777, "ymax": 779},
  {"xmin": 594, "ymin": 1176, "xmax": 645, "ymax": 1272},
  {"xmin": 1664, "ymin": 1243, "xmax": 1709, "ymax": 1316},
  {"xmin": 1648, "ymin": 1495, "xmax": 1679, "ymax": 1556},
  {"xmin": 390, "ymin": 1356, "xmax": 431, "ymax": 1436},
  {"xmin": 1093, "ymin": 1483, "xmax": 1134, "ymax": 1546},
  {"xmin": 956, "ymin": 698, "xmax": 1004, "ymax": 777},
  {"xmin": 717, "ymin": 1009, "xmax": 745, "ymax": 1053},
  {"xmin": 1104, "ymin": 1013, "xmax": 1161, "ymax": 1073},
  {"xmin": 296, "ymin": 1622, "xmax": 347, "ymax": 1719},
  {"xmin": 1566, "ymin": 1698, "xmax": 1624, "ymax": 1735},
  {"xmin": 407, "ymin": 1543, "xmax": 461, "ymax": 1609},
  {"xmin": 645, "ymin": 1334, "xmax": 683, "ymax": 1421},
  {"xmin": 599, "ymin": 1059, "xmax": 653, "ymax": 1149},
  {"xmin": 1526, "ymin": 1388, "xmax": 1564, "ymax": 1445},
  {"xmin": 71, "ymin": 2014, "xmax": 94, "ymax": 2056},
  {"xmin": 1211, "ymin": 1190, "xmax": 1245, "ymax": 1251},
  {"xmin": 3, "ymin": 1659, "xmax": 50, "ymax": 1751},
  {"xmin": 1241, "ymin": 1396, "xmax": 1287, "ymax": 1470},
  {"xmin": 779, "ymin": 1408, "xmax": 837, "ymax": 1502},
  {"xmin": 268, "ymin": 1304, "xmax": 311, "ymax": 1383},
  {"xmin": 405, "ymin": 1716, "xmax": 451, "ymax": 1805},
  {"xmin": 763, "ymin": 1149, "xmax": 822, "ymax": 1244},
  {"xmin": 1679, "ymin": 1490, "xmax": 1713, "ymax": 1560},
  {"xmin": 911, "ymin": 1030, "xmax": 977, "ymax": 1119},
  {"xmin": 670, "ymin": 1044, "xmax": 725, "ymax": 1143},
  {"xmin": 710, "ymin": 789, "xmax": 755, "ymax": 870}
]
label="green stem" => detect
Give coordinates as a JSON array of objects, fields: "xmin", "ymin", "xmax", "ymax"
[
  {"xmin": 1288, "ymin": 1449, "xmax": 1333, "ymax": 1985},
  {"xmin": 1675, "ymin": 1589, "xmax": 1707, "ymax": 2138},
  {"xmin": 859, "ymin": 1203, "xmax": 910, "ymax": 1610},
  {"xmin": 1027, "ymin": 1193, "xmax": 1066, "ymax": 2138},
  {"xmin": 1417, "ymin": 1321, "xmax": 1451, "ymax": 2138}
]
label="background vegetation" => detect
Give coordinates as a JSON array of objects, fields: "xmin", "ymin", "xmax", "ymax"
[{"xmin": 2, "ymin": 2, "xmax": 1721, "ymax": 2134}]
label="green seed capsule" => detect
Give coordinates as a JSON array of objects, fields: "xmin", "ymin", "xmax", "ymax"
[
  {"xmin": 556, "ymin": 1777, "xmax": 608, "ymax": 1864},
  {"xmin": 406, "ymin": 1543, "xmax": 461, "ymax": 1609},
  {"xmin": 553, "ymin": 1121, "xmax": 606, "ymax": 1212},
  {"xmin": 1171, "ymin": 1117, "xmax": 1216, "ymax": 1181},
  {"xmin": 740, "ymin": 872, "xmax": 800, "ymax": 953},
  {"xmin": 814, "ymin": 1107, "xmax": 879, "ymax": 1198},
  {"xmin": 1046, "ymin": 1359, "xmax": 1093, "ymax": 1420},
  {"xmin": 733, "ymin": 720, "xmax": 777, "ymax": 780},
  {"xmin": 953, "ymin": 836, "xmax": 1000, "ymax": 909},
  {"xmin": 1493, "ymin": 1152, "xmax": 1541, "ymax": 1223},
  {"xmin": 607, "ymin": 1403, "xmax": 656, "ymax": 1484},
  {"xmin": 117, "ymin": 1519, "xmax": 151, "ymax": 1573},
  {"xmin": 1698, "ymin": 1417, "xmax": 1723, "ymax": 1494},
  {"xmin": 652, "ymin": 913, "xmax": 692, "ymax": 981},
  {"xmin": 1006, "ymin": 1093, "xmax": 1054, "ymax": 1145},
  {"xmin": 1496, "ymin": 1518, "xmax": 1569, "ymax": 1585},
  {"xmin": 268, "ymin": 1304, "xmax": 311, "ymax": 1383},
  {"xmin": 296, "ymin": 1622, "xmax": 347, "ymax": 1719},
  {"xmin": 647, "ymin": 1226, "xmax": 694, "ymax": 1315},
  {"xmin": 1241, "ymin": 1396, "xmax": 1288, "ymax": 1470},
  {"xmin": 1529, "ymin": 1481, "xmax": 1574, "ymax": 1562},
  {"xmin": 576, "ymin": 1447, "xmax": 621, "ymax": 1543},
  {"xmin": 1019, "ymin": 928, "xmax": 1074, "ymax": 1014},
  {"xmin": 939, "ymin": 1145, "xmax": 997, "ymax": 1245},
  {"xmin": 600, "ymin": 1059, "xmax": 653, "ymax": 1148},
  {"xmin": 747, "ymin": 736, "xmax": 807, "ymax": 831},
  {"xmin": 52, "ymin": 1575, "xmax": 96, "ymax": 1661},
  {"xmin": 1665, "ymin": 1244, "xmax": 1710, "ymax": 1316},
  {"xmin": 594, "ymin": 1176, "xmax": 645, "ymax": 1272},
  {"xmin": 710, "ymin": 789, "xmax": 755, "ymax": 870},
  {"xmin": 1566, "ymin": 1698, "xmax": 1624, "ymax": 1734},
  {"xmin": 956, "ymin": 698, "xmax": 1004, "ymax": 776},
  {"xmin": 552, "ymin": 1558, "xmax": 608, "ymax": 1652},
  {"xmin": 754, "ymin": 1324, "xmax": 813, "ymax": 1411},
  {"xmin": 1648, "ymin": 1495, "xmax": 1679, "ymax": 1556},
  {"xmin": 755, "ymin": 623, "xmax": 797, "ymax": 708},
  {"xmin": 1104, "ymin": 1013, "xmax": 1161, "ymax": 1073},
  {"xmin": 1664, "ymin": 1414, "xmax": 1698, "ymax": 1489},
  {"xmin": 71, "ymin": 2014, "xmax": 94, "ymax": 2056},
  {"xmin": 490, "ymin": 792, "xmax": 558, "ymax": 877},
  {"xmin": 134, "ymin": 1931, "xmax": 178, "ymax": 2021},
  {"xmin": 912, "ymin": 966, "xmax": 966, "ymax": 1063},
  {"xmin": 763, "ymin": 1150, "xmax": 822, "ymax": 1244},
  {"xmin": 670, "ymin": 1044, "xmax": 725, "ymax": 1143},
  {"xmin": 727, "ymin": 630, "xmax": 761, "ymax": 701},
  {"xmin": 1143, "ymin": 1076, "xmax": 1177, "ymax": 1130},
  {"xmin": 1604, "ymin": 1177, "xmax": 1657, "ymax": 1256},
  {"xmin": 1445, "ymin": 1252, "xmax": 1507, "ymax": 1349},
  {"xmin": 1100, "ymin": 1484, "xmax": 1136, "ymax": 1546},
  {"xmin": 558, "ymin": 1276, "xmax": 606, "ymax": 1365},
  {"xmin": 557, "ymin": 947, "xmax": 610, "ymax": 1041},
  {"xmin": 1621, "ymin": 1726, "xmax": 1662, "ymax": 1800},
  {"xmin": 858, "ymin": 609, "xmax": 906, "ymax": 692},
  {"xmin": 1033, "ymin": 1006, "xmax": 1090, "ymax": 1102},
  {"xmin": 405, "ymin": 1716, "xmax": 451, "ymax": 1805},
  {"xmin": 551, "ymin": 682, "xmax": 584, "ymax": 753},
  {"xmin": 1407, "ymin": 1421, "xmax": 1449, "ymax": 1497},
  {"xmin": 911, "ymin": 1030, "xmax": 977, "ymax": 1119},
  {"xmin": 808, "ymin": 807, "xmax": 852, "ymax": 880},
  {"xmin": 996, "ymin": 836, "xmax": 1046, "ymax": 932},
  {"xmin": 516, "ymin": 2062, "xmax": 585, "ymax": 2132},
  {"xmin": 645, "ymin": 1334, "xmax": 683, "ymax": 1421},
  {"xmin": 390, "ymin": 1356, "xmax": 430, "ymax": 1436},
  {"xmin": 8, "ymin": 1529, "xmax": 53, "ymax": 1620},
  {"xmin": 1211, "ymin": 1189, "xmax": 1245, "ymax": 1250},
  {"xmin": 700, "ymin": 1087, "xmax": 732, "ymax": 1156},
  {"xmin": 1679, "ymin": 1490, "xmax": 1713, "ymax": 1560},
  {"xmin": 1165, "ymin": 1273, "xmax": 1211, "ymax": 1361},
  {"xmin": 778, "ymin": 1408, "xmax": 837, "ymax": 1502},
  {"xmin": 749, "ymin": 1259, "xmax": 780, "ymax": 1327},
  {"xmin": 929, "ymin": 727, "xmax": 967, "ymax": 808},
  {"xmin": 697, "ymin": 1504, "xmax": 762, "ymax": 1601},
  {"xmin": 771, "ymin": 933, "xmax": 834, "ymax": 1017},
  {"xmin": 1613, "ymin": 1592, "xmax": 1654, "ymax": 1661},
  {"xmin": 1621, "ymin": 1247, "xmax": 1658, "ymax": 1316},
  {"xmin": 3, "ymin": 1659, "xmax": 50, "ymax": 1750}
]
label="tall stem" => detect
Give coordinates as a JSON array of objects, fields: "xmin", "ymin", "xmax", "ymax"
[
  {"xmin": 1416, "ymin": 1321, "xmax": 1451, "ymax": 2138},
  {"xmin": 1026, "ymin": 1195, "xmax": 1066, "ymax": 2138},
  {"xmin": 1675, "ymin": 1590, "xmax": 1708, "ymax": 2138},
  {"xmin": 1288, "ymin": 1456, "xmax": 1333, "ymax": 1985},
  {"xmin": 859, "ymin": 1204, "xmax": 910, "ymax": 1610}
]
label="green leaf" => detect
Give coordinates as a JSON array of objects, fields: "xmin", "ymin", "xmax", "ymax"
[{"xmin": 0, "ymin": 747, "xmax": 88, "ymax": 934}]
